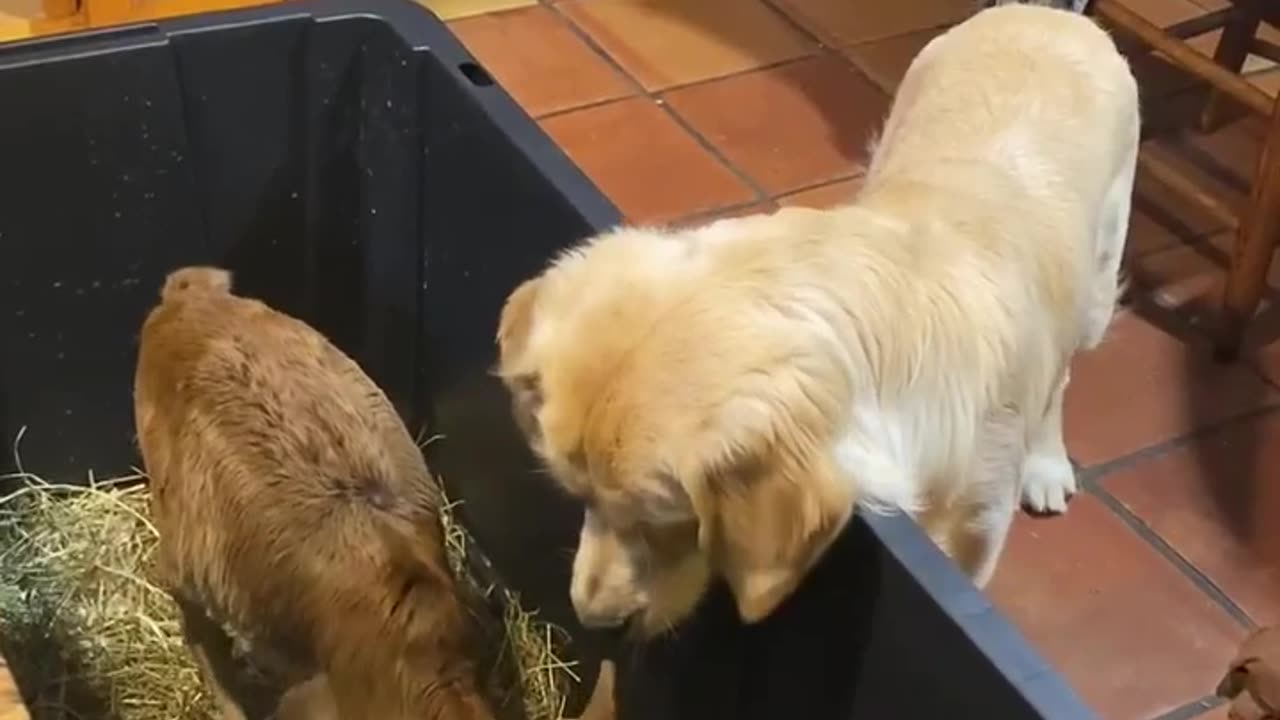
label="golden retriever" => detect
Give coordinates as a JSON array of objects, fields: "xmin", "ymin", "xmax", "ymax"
[
  {"xmin": 496, "ymin": 3, "xmax": 1139, "ymax": 635},
  {"xmin": 134, "ymin": 267, "xmax": 496, "ymax": 720}
]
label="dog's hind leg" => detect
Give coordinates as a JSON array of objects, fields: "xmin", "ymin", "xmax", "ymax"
[
  {"xmin": 1082, "ymin": 119, "xmax": 1139, "ymax": 351},
  {"xmin": 952, "ymin": 405, "xmax": 1025, "ymax": 587}
]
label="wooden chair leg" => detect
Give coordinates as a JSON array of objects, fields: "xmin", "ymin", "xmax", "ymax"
[
  {"xmin": 1201, "ymin": 0, "xmax": 1263, "ymax": 132},
  {"xmin": 1216, "ymin": 97, "xmax": 1280, "ymax": 361}
]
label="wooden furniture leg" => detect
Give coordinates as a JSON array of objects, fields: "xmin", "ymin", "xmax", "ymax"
[
  {"xmin": 1201, "ymin": 0, "xmax": 1264, "ymax": 132},
  {"xmin": 1217, "ymin": 98, "xmax": 1280, "ymax": 360},
  {"xmin": 0, "ymin": 652, "xmax": 31, "ymax": 720}
]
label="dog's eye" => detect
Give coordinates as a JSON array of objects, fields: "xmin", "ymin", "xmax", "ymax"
[{"xmin": 638, "ymin": 520, "xmax": 697, "ymax": 559}]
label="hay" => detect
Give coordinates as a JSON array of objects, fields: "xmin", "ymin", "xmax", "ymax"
[
  {"xmin": 438, "ymin": 494, "xmax": 578, "ymax": 720},
  {"xmin": 0, "ymin": 471, "xmax": 212, "ymax": 720},
  {"xmin": 0, "ymin": 434, "xmax": 578, "ymax": 720}
]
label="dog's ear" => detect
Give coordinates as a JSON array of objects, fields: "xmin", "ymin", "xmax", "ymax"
[
  {"xmin": 705, "ymin": 439, "xmax": 851, "ymax": 623},
  {"xmin": 682, "ymin": 386, "xmax": 855, "ymax": 624},
  {"xmin": 496, "ymin": 277, "xmax": 546, "ymax": 440},
  {"xmin": 497, "ymin": 276, "xmax": 543, "ymax": 367}
]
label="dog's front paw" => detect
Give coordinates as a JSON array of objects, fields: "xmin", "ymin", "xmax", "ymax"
[{"xmin": 1021, "ymin": 453, "xmax": 1076, "ymax": 515}]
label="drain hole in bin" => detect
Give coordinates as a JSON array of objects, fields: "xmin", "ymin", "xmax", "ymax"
[{"xmin": 458, "ymin": 61, "xmax": 494, "ymax": 87}]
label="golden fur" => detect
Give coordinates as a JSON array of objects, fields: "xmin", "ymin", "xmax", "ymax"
[
  {"xmin": 497, "ymin": 4, "xmax": 1139, "ymax": 635},
  {"xmin": 134, "ymin": 266, "xmax": 495, "ymax": 720}
]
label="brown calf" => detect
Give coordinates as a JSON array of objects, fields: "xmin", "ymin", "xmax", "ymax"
[{"xmin": 134, "ymin": 266, "xmax": 495, "ymax": 720}]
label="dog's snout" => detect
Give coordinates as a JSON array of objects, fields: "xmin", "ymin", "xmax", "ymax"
[
  {"xmin": 571, "ymin": 580, "xmax": 634, "ymax": 629},
  {"xmin": 572, "ymin": 510, "xmax": 648, "ymax": 629},
  {"xmin": 576, "ymin": 606, "xmax": 630, "ymax": 629},
  {"xmin": 571, "ymin": 567, "xmax": 644, "ymax": 629}
]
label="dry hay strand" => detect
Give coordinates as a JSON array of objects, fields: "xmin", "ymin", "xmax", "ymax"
[{"xmin": 0, "ymin": 433, "xmax": 578, "ymax": 720}]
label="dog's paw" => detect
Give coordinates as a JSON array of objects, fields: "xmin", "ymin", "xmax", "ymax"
[{"xmin": 1021, "ymin": 453, "xmax": 1076, "ymax": 515}]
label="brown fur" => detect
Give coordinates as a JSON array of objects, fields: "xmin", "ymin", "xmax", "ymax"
[{"xmin": 134, "ymin": 266, "xmax": 495, "ymax": 720}]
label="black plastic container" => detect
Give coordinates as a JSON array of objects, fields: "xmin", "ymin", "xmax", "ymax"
[{"xmin": 0, "ymin": 2, "xmax": 1098, "ymax": 718}]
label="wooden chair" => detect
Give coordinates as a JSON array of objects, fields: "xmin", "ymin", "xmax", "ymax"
[{"xmin": 1087, "ymin": 0, "xmax": 1280, "ymax": 360}]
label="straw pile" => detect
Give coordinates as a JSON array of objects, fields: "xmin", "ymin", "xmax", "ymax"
[
  {"xmin": 0, "ymin": 441, "xmax": 577, "ymax": 720},
  {"xmin": 439, "ymin": 491, "xmax": 580, "ymax": 720},
  {"xmin": 0, "ymin": 472, "xmax": 211, "ymax": 720}
]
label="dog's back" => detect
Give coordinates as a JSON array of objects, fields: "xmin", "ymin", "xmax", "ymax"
[
  {"xmin": 849, "ymin": 4, "xmax": 1138, "ymax": 523},
  {"xmin": 870, "ymin": 4, "xmax": 1136, "ymax": 191},
  {"xmin": 862, "ymin": 4, "xmax": 1138, "ymax": 380},
  {"xmin": 135, "ymin": 267, "xmax": 491, "ymax": 718}
]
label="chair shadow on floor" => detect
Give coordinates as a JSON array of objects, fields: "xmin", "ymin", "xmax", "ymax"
[{"xmin": 1120, "ymin": 83, "xmax": 1280, "ymax": 621}]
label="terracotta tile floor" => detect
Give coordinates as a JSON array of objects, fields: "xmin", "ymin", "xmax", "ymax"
[{"xmin": 446, "ymin": 0, "xmax": 1280, "ymax": 718}]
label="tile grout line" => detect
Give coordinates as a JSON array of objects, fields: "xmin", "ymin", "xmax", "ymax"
[
  {"xmin": 1076, "ymin": 402, "xmax": 1280, "ymax": 486},
  {"xmin": 533, "ymin": 56, "xmax": 814, "ymax": 124},
  {"xmin": 656, "ymin": 103, "xmax": 786, "ymax": 205},
  {"xmin": 1082, "ymin": 480, "xmax": 1257, "ymax": 630},
  {"xmin": 1075, "ymin": 399, "xmax": 1280, "ymax": 630},
  {"xmin": 838, "ymin": 22, "xmax": 961, "ymax": 47},
  {"xmin": 755, "ymin": 0, "xmax": 959, "ymax": 50},
  {"xmin": 535, "ymin": 94, "xmax": 638, "ymax": 123},
  {"xmin": 660, "ymin": 170, "xmax": 867, "ymax": 228},
  {"xmin": 527, "ymin": 1, "xmax": 947, "ymax": 208},
  {"xmin": 752, "ymin": 0, "xmax": 939, "ymax": 102},
  {"xmin": 529, "ymin": 48, "xmax": 884, "ymax": 120},
  {"xmin": 774, "ymin": 171, "xmax": 865, "ymax": 199},
  {"xmin": 753, "ymin": 0, "xmax": 828, "ymax": 46},
  {"xmin": 1149, "ymin": 695, "xmax": 1224, "ymax": 720},
  {"xmin": 1075, "ymin": 379, "xmax": 1280, "ymax": 484},
  {"xmin": 542, "ymin": 2, "xmax": 774, "ymax": 206},
  {"xmin": 537, "ymin": 1, "xmax": 947, "ymax": 208},
  {"xmin": 1065, "ymin": 228, "xmax": 1280, "ymax": 642},
  {"xmin": 1071, "ymin": 401, "xmax": 1280, "ymax": 632},
  {"xmin": 651, "ymin": 53, "xmax": 816, "ymax": 95},
  {"xmin": 675, "ymin": 199, "xmax": 777, "ymax": 227},
  {"xmin": 836, "ymin": 23, "xmax": 961, "ymax": 96}
]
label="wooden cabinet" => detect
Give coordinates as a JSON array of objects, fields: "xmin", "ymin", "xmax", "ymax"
[{"xmin": 0, "ymin": 0, "xmax": 279, "ymax": 42}]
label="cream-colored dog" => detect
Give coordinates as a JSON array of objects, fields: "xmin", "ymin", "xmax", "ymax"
[{"xmin": 496, "ymin": 3, "xmax": 1139, "ymax": 636}]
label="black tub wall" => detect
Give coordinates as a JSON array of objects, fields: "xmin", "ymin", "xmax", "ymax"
[
  {"xmin": 610, "ymin": 511, "xmax": 1093, "ymax": 720},
  {"xmin": 0, "ymin": 17, "xmax": 423, "ymax": 474}
]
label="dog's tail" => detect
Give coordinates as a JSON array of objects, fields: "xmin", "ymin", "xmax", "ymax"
[{"xmin": 160, "ymin": 266, "xmax": 233, "ymax": 302}]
